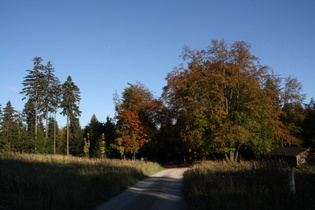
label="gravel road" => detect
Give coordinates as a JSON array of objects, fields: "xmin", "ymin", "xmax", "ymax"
[{"xmin": 95, "ymin": 168, "xmax": 187, "ymax": 210}]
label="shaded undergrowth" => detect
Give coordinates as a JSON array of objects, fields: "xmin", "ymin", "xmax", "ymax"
[
  {"xmin": 184, "ymin": 160, "xmax": 315, "ymax": 210},
  {"xmin": 0, "ymin": 153, "xmax": 162, "ymax": 210}
]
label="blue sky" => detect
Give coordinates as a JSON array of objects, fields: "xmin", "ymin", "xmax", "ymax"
[{"xmin": 1, "ymin": 0, "xmax": 314, "ymax": 127}]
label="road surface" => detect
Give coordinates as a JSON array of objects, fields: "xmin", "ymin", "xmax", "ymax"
[{"xmin": 95, "ymin": 168, "xmax": 187, "ymax": 210}]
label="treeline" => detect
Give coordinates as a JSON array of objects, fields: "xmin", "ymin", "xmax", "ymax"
[{"xmin": 1, "ymin": 40, "xmax": 315, "ymax": 163}]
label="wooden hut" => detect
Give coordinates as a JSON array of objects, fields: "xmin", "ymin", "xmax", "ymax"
[{"xmin": 267, "ymin": 147, "xmax": 314, "ymax": 167}]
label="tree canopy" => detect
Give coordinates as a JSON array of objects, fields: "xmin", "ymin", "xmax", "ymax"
[
  {"xmin": 162, "ymin": 40, "xmax": 299, "ymax": 162},
  {"xmin": 1, "ymin": 41, "xmax": 312, "ymax": 162}
]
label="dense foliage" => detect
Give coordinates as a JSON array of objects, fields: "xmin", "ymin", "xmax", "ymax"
[{"xmin": 1, "ymin": 40, "xmax": 314, "ymax": 162}]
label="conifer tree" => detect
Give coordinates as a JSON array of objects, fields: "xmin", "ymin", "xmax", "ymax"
[
  {"xmin": 42, "ymin": 61, "xmax": 60, "ymax": 140},
  {"xmin": 20, "ymin": 57, "xmax": 45, "ymax": 138},
  {"xmin": 0, "ymin": 101, "xmax": 16, "ymax": 151},
  {"xmin": 83, "ymin": 114, "xmax": 105, "ymax": 157},
  {"xmin": 60, "ymin": 75, "xmax": 81, "ymax": 155}
]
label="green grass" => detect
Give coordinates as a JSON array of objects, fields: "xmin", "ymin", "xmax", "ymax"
[
  {"xmin": 0, "ymin": 152, "xmax": 163, "ymax": 210},
  {"xmin": 184, "ymin": 160, "xmax": 315, "ymax": 210}
]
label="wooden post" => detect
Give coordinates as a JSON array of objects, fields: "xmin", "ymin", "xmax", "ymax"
[
  {"xmin": 289, "ymin": 169, "xmax": 296, "ymax": 194},
  {"xmin": 251, "ymin": 164, "xmax": 256, "ymax": 176}
]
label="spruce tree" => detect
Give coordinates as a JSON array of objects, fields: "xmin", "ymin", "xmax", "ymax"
[
  {"xmin": 60, "ymin": 75, "xmax": 81, "ymax": 155},
  {"xmin": 20, "ymin": 57, "xmax": 45, "ymax": 139},
  {"xmin": 42, "ymin": 61, "xmax": 60, "ymax": 140},
  {"xmin": 0, "ymin": 101, "xmax": 16, "ymax": 151}
]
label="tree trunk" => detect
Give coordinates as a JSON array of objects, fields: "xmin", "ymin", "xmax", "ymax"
[
  {"xmin": 45, "ymin": 106, "xmax": 49, "ymax": 139},
  {"xmin": 225, "ymin": 150, "xmax": 236, "ymax": 163},
  {"xmin": 34, "ymin": 103, "xmax": 38, "ymax": 140},
  {"xmin": 66, "ymin": 114, "xmax": 70, "ymax": 155},
  {"xmin": 53, "ymin": 110, "xmax": 57, "ymax": 154},
  {"xmin": 225, "ymin": 146, "xmax": 241, "ymax": 163},
  {"xmin": 34, "ymin": 90, "xmax": 38, "ymax": 140}
]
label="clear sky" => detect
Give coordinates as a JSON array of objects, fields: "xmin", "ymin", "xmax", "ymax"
[{"xmin": 1, "ymin": 0, "xmax": 314, "ymax": 127}]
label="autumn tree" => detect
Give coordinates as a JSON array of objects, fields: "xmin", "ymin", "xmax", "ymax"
[
  {"xmin": 114, "ymin": 82, "xmax": 161, "ymax": 137},
  {"xmin": 114, "ymin": 82, "xmax": 162, "ymax": 158},
  {"xmin": 117, "ymin": 110, "xmax": 150, "ymax": 160},
  {"xmin": 163, "ymin": 39, "xmax": 297, "ymax": 162},
  {"xmin": 60, "ymin": 75, "xmax": 81, "ymax": 155}
]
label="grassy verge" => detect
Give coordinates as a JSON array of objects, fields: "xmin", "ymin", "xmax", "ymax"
[
  {"xmin": 184, "ymin": 160, "xmax": 315, "ymax": 210},
  {"xmin": 0, "ymin": 152, "xmax": 163, "ymax": 210}
]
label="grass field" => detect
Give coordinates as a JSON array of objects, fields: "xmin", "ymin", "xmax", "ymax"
[
  {"xmin": 0, "ymin": 152, "xmax": 163, "ymax": 210},
  {"xmin": 184, "ymin": 160, "xmax": 315, "ymax": 210}
]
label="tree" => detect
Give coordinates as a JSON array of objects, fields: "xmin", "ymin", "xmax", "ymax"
[
  {"xmin": 163, "ymin": 39, "xmax": 297, "ymax": 162},
  {"xmin": 103, "ymin": 117, "xmax": 118, "ymax": 158},
  {"xmin": 280, "ymin": 76, "xmax": 306, "ymax": 140},
  {"xmin": 0, "ymin": 101, "xmax": 17, "ymax": 151},
  {"xmin": 301, "ymin": 99, "xmax": 315, "ymax": 147},
  {"xmin": 111, "ymin": 137, "xmax": 125, "ymax": 159},
  {"xmin": 20, "ymin": 57, "xmax": 45, "ymax": 138},
  {"xmin": 83, "ymin": 134, "xmax": 91, "ymax": 157},
  {"xmin": 47, "ymin": 116, "xmax": 60, "ymax": 153},
  {"xmin": 60, "ymin": 75, "xmax": 81, "ymax": 155},
  {"xmin": 117, "ymin": 110, "xmax": 150, "ymax": 159},
  {"xmin": 69, "ymin": 117, "xmax": 83, "ymax": 155},
  {"xmin": 51, "ymin": 78, "xmax": 62, "ymax": 154},
  {"xmin": 41, "ymin": 61, "xmax": 60, "ymax": 141},
  {"xmin": 100, "ymin": 133, "xmax": 106, "ymax": 158},
  {"xmin": 114, "ymin": 82, "xmax": 161, "ymax": 158},
  {"xmin": 83, "ymin": 114, "xmax": 104, "ymax": 157}
]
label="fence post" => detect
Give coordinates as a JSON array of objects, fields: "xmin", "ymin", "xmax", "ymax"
[
  {"xmin": 289, "ymin": 169, "xmax": 296, "ymax": 194},
  {"xmin": 251, "ymin": 164, "xmax": 256, "ymax": 176}
]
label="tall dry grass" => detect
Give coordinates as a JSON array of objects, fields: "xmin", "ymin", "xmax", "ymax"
[
  {"xmin": 0, "ymin": 152, "xmax": 163, "ymax": 210},
  {"xmin": 184, "ymin": 160, "xmax": 315, "ymax": 210}
]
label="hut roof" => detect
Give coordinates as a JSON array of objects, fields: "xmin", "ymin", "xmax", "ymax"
[{"xmin": 267, "ymin": 147, "xmax": 311, "ymax": 157}]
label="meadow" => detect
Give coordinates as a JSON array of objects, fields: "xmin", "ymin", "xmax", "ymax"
[
  {"xmin": 0, "ymin": 153, "xmax": 163, "ymax": 210},
  {"xmin": 184, "ymin": 160, "xmax": 315, "ymax": 210}
]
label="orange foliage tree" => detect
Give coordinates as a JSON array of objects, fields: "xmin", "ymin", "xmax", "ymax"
[
  {"xmin": 114, "ymin": 82, "xmax": 162, "ymax": 159},
  {"xmin": 117, "ymin": 110, "xmax": 150, "ymax": 160},
  {"xmin": 163, "ymin": 39, "xmax": 298, "ymax": 162}
]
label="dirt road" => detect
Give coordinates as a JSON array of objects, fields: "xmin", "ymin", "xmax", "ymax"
[{"xmin": 95, "ymin": 168, "xmax": 187, "ymax": 210}]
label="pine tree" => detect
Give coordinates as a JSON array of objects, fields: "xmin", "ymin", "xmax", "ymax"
[{"xmin": 60, "ymin": 75, "xmax": 81, "ymax": 155}]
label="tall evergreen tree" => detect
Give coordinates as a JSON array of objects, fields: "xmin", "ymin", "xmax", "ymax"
[
  {"xmin": 20, "ymin": 57, "xmax": 45, "ymax": 138},
  {"xmin": 42, "ymin": 61, "xmax": 60, "ymax": 140},
  {"xmin": 60, "ymin": 75, "xmax": 81, "ymax": 155},
  {"xmin": 83, "ymin": 114, "xmax": 104, "ymax": 157},
  {"xmin": 0, "ymin": 101, "xmax": 16, "ymax": 151},
  {"xmin": 47, "ymin": 117, "xmax": 60, "ymax": 153},
  {"xmin": 69, "ymin": 117, "xmax": 83, "ymax": 155}
]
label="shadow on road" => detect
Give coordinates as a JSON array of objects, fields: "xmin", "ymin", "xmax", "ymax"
[{"xmin": 96, "ymin": 169, "xmax": 187, "ymax": 210}]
